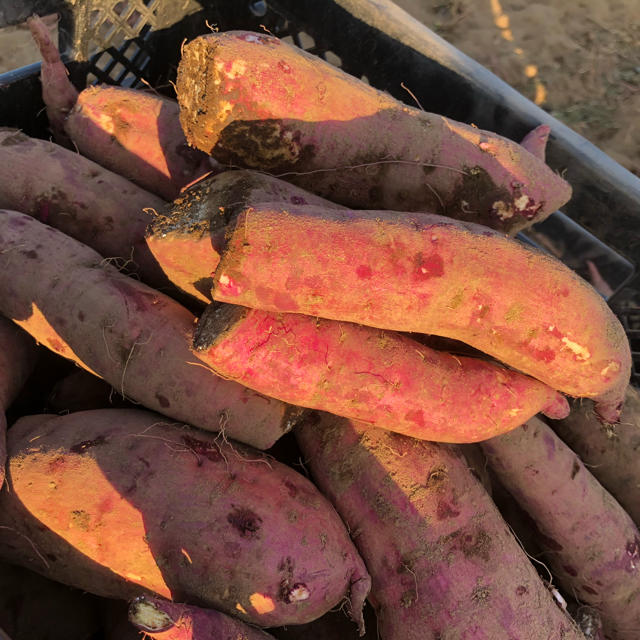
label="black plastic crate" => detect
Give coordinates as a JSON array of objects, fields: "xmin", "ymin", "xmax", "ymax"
[{"xmin": 1, "ymin": 0, "xmax": 639, "ymax": 384}]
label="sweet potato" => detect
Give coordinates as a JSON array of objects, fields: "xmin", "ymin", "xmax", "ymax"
[
  {"xmin": 294, "ymin": 412, "xmax": 583, "ymax": 640},
  {"xmin": 128, "ymin": 595, "xmax": 275, "ymax": 639},
  {"xmin": 0, "ymin": 128, "xmax": 169, "ymax": 291},
  {"xmin": 213, "ymin": 204, "xmax": 630, "ymax": 422},
  {"xmin": 0, "ymin": 318, "xmax": 37, "ymax": 488},
  {"xmin": 0, "ymin": 210, "xmax": 298, "ymax": 449},
  {"xmin": 0, "ymin": 409, "xmax": 371, "ymax": 630},
  {"xmin": 146, "ymin": 170, "xmax": 341, "ymax": 303},
  {"xmin": 193, "ymin": 303, "xmax": 568, "ymax": 443},
  {"xmin": 549, "ymin": 386, "xmax": 640, "ymax": 526},
  {"xmin": 0, "ymin": 561, "xmax": 100, "ymax": 640},
  {"xmin": 520, "ymin": 124, "xmax": 551, "ymax": 161},
  {"xmin": 176, "ymin": 30, "xmax": 571, "ymax": 235},
  {"xmin": 481, "ymin": 417, "xmax": 640, "ymax": 639},
  {"xmin": 0, "ymin": 628, "xmax": 11, "ymax": 640},
  {"xmin": 28, "ymin": 15, "xmax": 213, "ymax": 200}
]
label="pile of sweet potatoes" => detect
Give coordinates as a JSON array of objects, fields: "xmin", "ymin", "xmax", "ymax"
[{"xmin": 0, "ymin": 14, "xmax": 637, "ymax": 640}]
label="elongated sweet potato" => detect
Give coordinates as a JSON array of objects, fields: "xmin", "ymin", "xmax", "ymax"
[
  {"xmin": 0, "ymin": 318, "xmax": 36, "ymax": 488},
  {"xmin": 176, "ymin": 30, "xmax": 571, "ymax": 235},
  {"xmin": 0, "ymin": 561, "xmax": 100, "ymax": 640},
  {"xmin": 193, "ymin": 303, "xmax": 568, "ymax": 443},
  {"xmin": 549, "ymin": 386, "xmax": 640, "ymax": 526},
  {"xmin": 481, "ymin": 417, "xmax": 640, "ymax": 639},
  {"xmin": 28, "ymin": 15, "xmax": 213, "ymax": 200},
  {"xmin": 0, "ymin": 409, "xmax": 371, "ymax": 630},
  {"xmin": 147, "ymin": 170, "xmax": 341, "ymax": 303},
  {"xmin": 128, "ymin": 595, "xmax": 275, "ymax": 639},
  {"xmin": 294, "ymin": 413, "xmax": 583, "ymax": 639},
  {"xmin": 520, "ymin": 124, "xmax": 551, "ymax": 161},
  {"xmin": 0, "ymin": 128, "xmax": 169, "ymax": 291},
  {"xmin": 0, "ymin": 210, "xmax": 298, "ymax": 449},
  {"xmin": 213, "ymin": 204, "xmax": 630, "ymax": 422}
]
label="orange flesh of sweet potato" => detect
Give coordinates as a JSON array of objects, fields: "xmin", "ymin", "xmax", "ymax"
[
  {"xmin": 193, "ymin": 303, "xmax": 568, "ymax": 443},
  {"xmin": 176, "ymin": 31, "xmax": 571, "ymax": 235},
  {"xmin": 481, "ymin": 417, "xmax": 640, "ymax": 639},
  {"xmin": 146, "ymin": 169, "xmax": 343, "ymax": 304},
  {"xmin": 212, "ymin": 204, "xmax": 630, "ymax": 422},
  {"xmin": 0, "ymin": 409, "xmax": 371, "ymax": 630},
  {"xmin": 0, "ymin": 210, "xmax": 298, "ymax": 449},
  {"xmin": 294, "ymin": 413, "xmax": 584, "ymax": 640}
]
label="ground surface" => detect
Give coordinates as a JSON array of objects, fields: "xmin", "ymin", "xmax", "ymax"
[{"xmin": 395, "ymin": 0, "xmax": 640, "ymax": 176}]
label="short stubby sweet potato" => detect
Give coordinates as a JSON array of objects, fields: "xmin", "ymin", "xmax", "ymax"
[
  {"xmin": 212, "ymin": 204, "xmax": 630, "ymax": 422},
  {"xmin": 28, "ymin": 15, "xmax": 212, "ymax": 200},
  {"xmin": 481, "ymin": 417, "xmax": 640, "ymax": 639},
  {"xmin": 0, "ymin": 128, "xmax": 169, "ymax": 291},
  {"xmin": 0, "ymin": 210, "xmax": 297, "ymax": 450},
  {"xmin": 549, "ymin": 386, "xmax": 640, "ymax": 526},
  {"xmin": 128, "ymin": 595, "xmax": 276, "ymax": 639},
  {"xmin": 177, "ymin": 31, "xmax": 571, "ymax": 235},
  {"xmin": 295, "ymin": 413, "xmax": 584, "ymax": 640},
  {"xmin": 146, "ymin": 170, "xmax": 340, "ymax": 303},
  {"xmin": 0, "ymin": 409, "xmax": 371, "ymax": 630},
  {"xmin": 193, "ymin": 304, "xmax": 568, "ymax": 443}
]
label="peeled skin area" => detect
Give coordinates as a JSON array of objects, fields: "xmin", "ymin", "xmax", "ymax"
[
  {"xmin": 0, "ymin": 409, "xmax": 371, "ymax": 630},
  {"xmin": 128, "ymin": 595, "xmax": 275, "ymax": 639},
  {"xmin": 176, "ymin": 31, "xmax": 571, "ymax": 235},
  {"xmin": 0, "ymin": 210, "xmax": 295, "ymax": 450},
  {"xmin": 295, "ymin": 413, "xmax": 584, "ymax": 640},
  {"xmin": 481, "ymin": 417, "xmax": 640, "ymax": 640},
  {"xmin": 213, "ymin": 205, "xmax": 631, "ymax": 422},
  {"xmin": 193, "ymin": 304, "xmax": 568, "ymax": 444},
  {"xmin": 65, "ymin": 86, "xmax": 212, "ymax": 200},
  {"xmin": 550, "ymin": 386, "xmax": 640, "ymax": 526}
]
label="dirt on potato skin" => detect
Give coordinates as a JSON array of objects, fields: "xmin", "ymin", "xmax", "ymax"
[{"xmin": 395, "ymin": 0, "xmax": 640, "ymax": 176}]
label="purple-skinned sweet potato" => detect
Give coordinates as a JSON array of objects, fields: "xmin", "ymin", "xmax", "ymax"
[
  {"xmin": 549, "ymin": 386, "xmax": 640, "ymax": 526},
  {"xmin": 212, "ymin": 204, "xmax": 630, "ymax": 422},
  {"xmin": 0, "ymin": 409, "xmax": 371, "ymax": 630},
  {"xmin": 0, "ymin": 561, "xmax": 100, "ymax": 640},
  {"xmin": 0, "ymin": 210, "xmax": 298, "ymax": 449},
  {"xmin": 0, "ymin": 128, "xmax": 169, "ymax": 291},
  {"xmin": 520, "ymin": 124, "xmax": 551, "ymax": 161},
  {"xmin": 176, "ymin": 31, "xmax": 571, "ymax": 235},
  {"xmin": 146, "ymin": 170, "xmax": 342, "ymax": 303},
  {"xmin": 294, "ymin": 412, "xmax": 583, "ymax": 639},
  {"xmin": 193, "ymin": 303, "xmax": 568, "ymax": 443},
  {"xmin": 128, "ymin": 595, "xmax": 275, "ymax": 639},
  {"xmin": 0, "ymin": 318, "xmax": 37, "ymax": 488},
  {"xmin": 481, "ymin": 416, "xmax": 640, "ymax": 639},
  {"xmin": 28, "ymin": 15, "xmax": 213, "ymax": 200}
]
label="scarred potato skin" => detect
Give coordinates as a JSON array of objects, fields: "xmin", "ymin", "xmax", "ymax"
[
  {"xmin": 128, "ymin": 595, "xmax": 276, "ymax": 639},
  {"xmin": 212, "ymin": 204, "xmax": 630, "ymax": 422},
  {"xmin": 193, "ymin": 304, "xmax": 568, "ymax": 444},
  {"xmin": 0, "ymin": 210, "xmax": 297, "ymax": 450},
  {"xmin": 176, "ymin": 31, "xmax": 571, "ymax": 235},
  {"xmin": 0, "ymin": 129, "xmax": 169, "ymax": 291},
  {"xmin": 294, "ymin": 413, "xmax": 584, "ymax": 640},
  {"xmin": 550, "ymin": 386, "xmax": 640, "ymax": 527},
  {"xmin": 0, "ymin": 409, "xmax": 371, "ymax": 630},
  {"xmin": 481, "ymin": 417, "xmax": 640, "ymax": 640}
]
